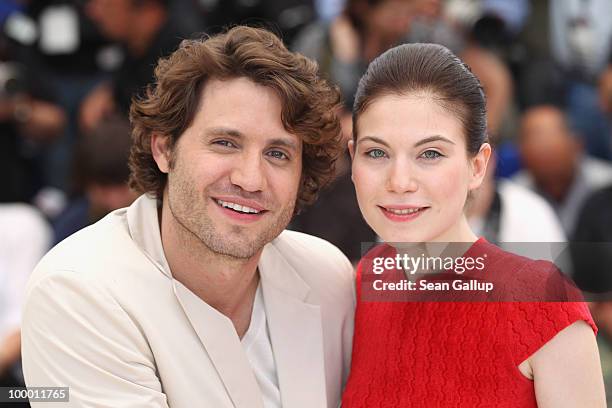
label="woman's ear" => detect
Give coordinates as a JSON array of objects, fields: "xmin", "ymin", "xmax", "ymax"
[
  {"xmin": 348, "ymin": 138, "xmax": 356, "ymax": 183},
  {"xmin": 151, "ymin": 133, "xmax": 172, "ymax": 173},
  {"xmin": 348, "ymin": 138, "xmax": 355, "ymax": 160},
  {"xmin": 468, "ymin": 142, "xmax": 492, "ymax": 190}
]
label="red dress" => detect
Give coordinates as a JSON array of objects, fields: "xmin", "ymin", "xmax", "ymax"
[{"xmin": 342, "ymin": 238, "xmax": 596, "ymax": 407}]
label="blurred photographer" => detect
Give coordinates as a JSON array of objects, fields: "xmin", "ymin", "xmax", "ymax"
[
  {"xmin": 0, "ymin": 36, "xmax": 66, "ymax": 203},
  {"xmin": 79, "ymin": 0, "xmax": 184, "ymax": 132},
  {"xmin": 0, "ymin": 61, "xmax": 65, "ymax": 141}
]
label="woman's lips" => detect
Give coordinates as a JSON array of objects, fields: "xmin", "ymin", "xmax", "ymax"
[{"xmin": 378, "ymin": 205, "xmax": 428, "ymax": 222}]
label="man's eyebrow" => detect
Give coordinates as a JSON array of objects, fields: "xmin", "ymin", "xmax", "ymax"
[
  {"xmin": 269, "ymin": 138, "xmax": 299, "ymax": 151},
  {"xmin": 356, "ymin": 136, "xmax": 390, "ymax": 147},
  {"xmin": 205, "ymin": 127, "xmax": 299, "ymax": 151},
  {"xmin": 205, "ymin": 127, "xmax": 244, "ymax": 138},
  {"xmin": 414, "ymin": 135, "xmax": 455, "ymax": 147}
]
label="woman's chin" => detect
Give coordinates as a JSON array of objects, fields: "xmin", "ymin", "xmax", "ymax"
[{"xmin": 377, "ymin": 230, "xmax": 429, "ymax": 244}]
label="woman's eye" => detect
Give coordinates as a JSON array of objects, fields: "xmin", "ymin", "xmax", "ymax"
[
  {"xmin": 420, "ymin": 150, "xmax": 442, "ymax": 160},
  {"xmin": 366, "ymin": 149, "xmax": 387, "ymax": 159},
  {"xmin": 267, "ymin": 150, "xmax": 288, "ymax": 160}
]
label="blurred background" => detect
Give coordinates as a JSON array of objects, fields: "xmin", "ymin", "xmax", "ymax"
[{"xmin": 1, "ymin": 0, "xmax": 612, "ymax": 404}]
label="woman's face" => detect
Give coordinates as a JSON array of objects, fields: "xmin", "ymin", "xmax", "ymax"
[{"xmin": 349, "ymin": 93, "xmax": 489, "ymax": 243}]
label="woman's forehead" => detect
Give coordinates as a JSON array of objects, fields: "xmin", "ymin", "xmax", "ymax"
[{"xmin": 356, "ymin": 94, "xmax": 466, "ymax": 145}]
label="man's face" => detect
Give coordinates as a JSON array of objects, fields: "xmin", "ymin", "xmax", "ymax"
[
  {"xmin": 368, "ymin": 0, "xmax": 414, "ymax": 41},
  {"xmin": 155, "ymin": 77, "xmax": 302, "ymax": 259},
  {"xmin": 519, "ymin": 106, "xmax": 578, "ymax": 201},
  {"xmin": 86, "ymin": 0, "xmax": 134, "ymax": 41}
]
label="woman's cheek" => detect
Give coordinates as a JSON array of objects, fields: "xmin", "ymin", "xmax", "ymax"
[{"xmin": 352, "ymin": 164, "xmax": 379, "ymax": 197}]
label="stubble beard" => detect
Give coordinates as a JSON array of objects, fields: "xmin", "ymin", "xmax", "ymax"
[{"xmin": 167, "ymin": 174, "xmax": 295, "ymax": 260}]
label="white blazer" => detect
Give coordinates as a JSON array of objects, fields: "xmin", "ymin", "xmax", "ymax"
[{"xmin": 22, "ymin": 195, "xmax": 355, "ymax": 408}]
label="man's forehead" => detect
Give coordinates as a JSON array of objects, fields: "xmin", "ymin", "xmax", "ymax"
[{"xmin": 189, "ymin": 77, "xmax": 302, "ymax": 148}]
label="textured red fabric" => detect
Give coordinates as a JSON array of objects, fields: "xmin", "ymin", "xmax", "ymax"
[{"xmin": 342, "ymin": 239, "xmax": 597, "ymax": 407}]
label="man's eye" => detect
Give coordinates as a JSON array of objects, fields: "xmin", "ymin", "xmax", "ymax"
[
  {"xmin": 267, "ymin": 150, "xmax": 288, "ymax": 160},
  {"xmin": 214, "ymin": 140, "xmax": 236, "ymax": 148},
  {"xmin": 420, "ymin": 150, "xmax": 442, "ymax": 160},
  {"xmin": 366, "ymin": 149, "xmax": 387, "ymax": 159}
]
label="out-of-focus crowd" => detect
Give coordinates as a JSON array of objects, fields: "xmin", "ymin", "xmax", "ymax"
[{"xmin": 1, "ymin": 0, "xmax": 612, "ymax": 403}]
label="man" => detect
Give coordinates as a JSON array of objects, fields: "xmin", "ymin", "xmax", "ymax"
[
  {"xmin": 467, "ymin": 151, "xmax": 566, "ymax": 265},
  {"xmin": 513, "ymin": 105, "xmax": 612, "ymax": 236},
  {"xmin": 79, "ymin": 0, "xmax": 183, "ymax": 131},
  {"xmin": 22, "ymin": 26, "xmax": 354, "ymax": 408},
  {"xmin": 53, "ymin": 114, "xmax": 138, "ymax": 244},
  {"xmin": 0, "ymin": 39, "xmax": 67, "ymax": 201}
]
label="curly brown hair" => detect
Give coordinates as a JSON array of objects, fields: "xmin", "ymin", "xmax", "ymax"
[{"xmin": 128, "ymin": 25, "xmax": 343, "ymax": 213}]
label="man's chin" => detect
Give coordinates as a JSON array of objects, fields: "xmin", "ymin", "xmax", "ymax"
[
  {"xmin": 200, "ymin": 228, "xmax": 273, "ymax": 259},
  {"xmin": 204, "ymin": 211, "xmax": 292, "ymax": 257},
  {"xmin": 204, "ymin": 238, "xmax": 263, "ymax": 260}
]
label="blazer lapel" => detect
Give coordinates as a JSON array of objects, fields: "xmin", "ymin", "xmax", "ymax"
[
  {"xmin": 173, "ymin": 280, "xmax": 264, "ymax": 408},
  {"xmin": 127, "ymin": 199, "xmax": 326, "ymax": 407},
  {"xmin": 259, "ymin": 243, "xmax": 327, "ymax": 408},
  {"xmin": 128, "ymin": 195, "xmax": 264, "ymax": 407}
]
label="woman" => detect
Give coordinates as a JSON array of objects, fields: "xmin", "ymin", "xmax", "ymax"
[{"xmin": 342, "ymin": 43, "xmax": 606, "ymax": 407}]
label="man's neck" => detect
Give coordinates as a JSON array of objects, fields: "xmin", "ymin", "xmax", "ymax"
[
  {"xmin": 126, "ymin": 6, "xmax": 167, "ymax": 57},
  {"xmin": 159, "ymin": 199, "xmax": 261, "ymax": 337}
]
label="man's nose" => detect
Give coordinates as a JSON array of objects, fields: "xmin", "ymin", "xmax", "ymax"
[{"xmin": 229, "ymin": 151, "xmax": 266, "ymax": 193}]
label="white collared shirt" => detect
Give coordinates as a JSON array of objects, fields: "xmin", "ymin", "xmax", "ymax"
[{"xmin": 241, "ymin": 284, "xmax": 282, "ymax": 408}]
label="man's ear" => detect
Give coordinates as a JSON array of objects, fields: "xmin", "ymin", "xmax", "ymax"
[
  {"xmin": 468, "ymin": 142, "xmax": 492, "ymax": 190},
  {"xmin": 151, "ymin": 133, "xmax": 172, "ymax": 173}
]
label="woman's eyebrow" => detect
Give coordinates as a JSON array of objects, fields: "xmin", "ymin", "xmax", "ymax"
[
  {"xmin": 357, "ymin": 135, "xmax": 455, "ymax": 147},
  {"xmin": 356, "ymin": 136, "xmax": 390, "ymax": 147},
  {"xmin": 414, "ymin": 135, "xmax": 455, "ymax": 147}
]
